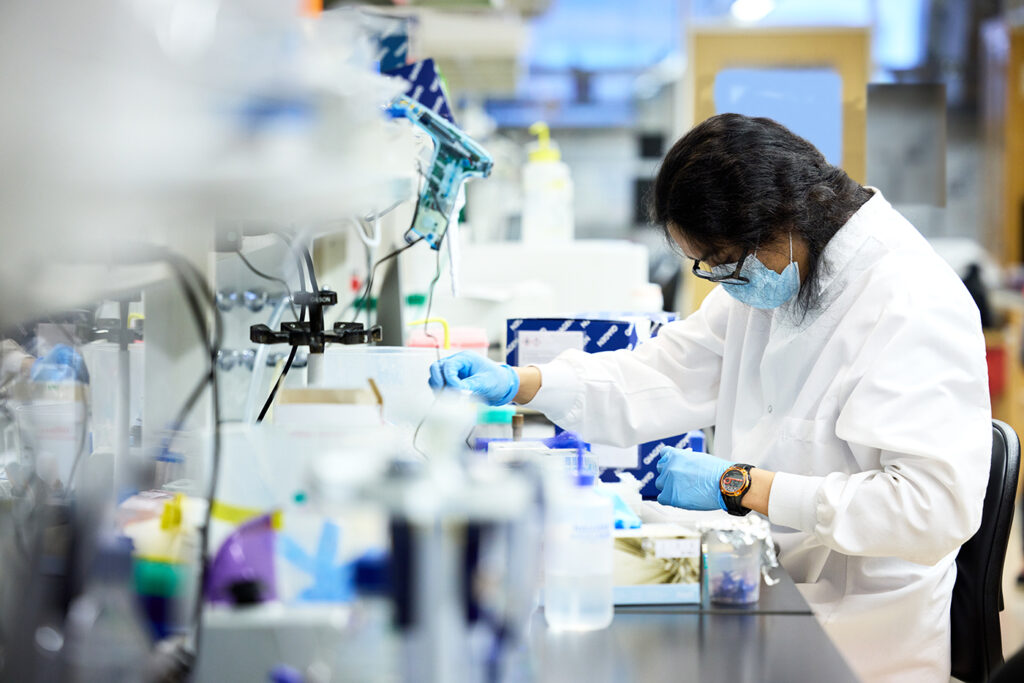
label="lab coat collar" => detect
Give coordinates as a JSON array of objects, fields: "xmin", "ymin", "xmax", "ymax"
[{"xmin": 812, "ymin": 186, "xmax": 889, "ymax": 297}]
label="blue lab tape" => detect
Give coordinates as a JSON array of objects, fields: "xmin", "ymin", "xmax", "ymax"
[
  {"xmin": 370, "ymin": 16, "xmax": 411, "ymax": 72},
  {"xmin": 378, "ymin": 33, "xmax": 409, "ymax": 72},
  {"xmin": 383, "ymin": 59, "xmax": 455, "ymax": 124}
]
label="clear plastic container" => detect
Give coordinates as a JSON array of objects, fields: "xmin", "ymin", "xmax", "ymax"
[
  {"xmin": 544, "ymin": 474, "xmax": 614, "ymax": 631},
  {"xmin": 64, "ymin": 538, "xmax": 152, "ymax": 682},
  {"xmin": 473, "ymin": 405, "xmax": 515, "ymax": 451},
  {"xmin": 15, "ymin": 400, "xmax": 86, "ymax": 489},
  {"xmin": 80, "ymin": 341, "xmax": 144, "ymax": 453},
  {"xmin": 319, "ymin": 346, "xmax": 436, "ymax": 427},
  {"xmin": 700, "ymin": 516, "xmax": 778, "ymax": 606},
  {"xmin": 704, "ymin": 533, "xmax": 761, "ymax": 605}
]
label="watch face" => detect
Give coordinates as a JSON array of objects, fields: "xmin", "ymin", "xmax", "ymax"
[{"xmin": 721, "ymin": 468, "xmax": 748, "ymax": 495}]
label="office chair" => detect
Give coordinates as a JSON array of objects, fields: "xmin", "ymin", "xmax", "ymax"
[
  {"xmin": 950, "ymin": 419, "xmax": 1020, "ymax": 683},
  {"xmin": 990, "ymin": 644, "xmax": 1024, "ymax": 683}
]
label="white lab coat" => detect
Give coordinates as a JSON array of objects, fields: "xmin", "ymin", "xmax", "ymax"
[{"xmin": 528, "ymin": 189, "xmax": 991, "ymax": 682}]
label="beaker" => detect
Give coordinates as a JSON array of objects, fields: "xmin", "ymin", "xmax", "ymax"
[{"xmin": 703, "ymin": 529, "xmax": 762, "ymax": 605}]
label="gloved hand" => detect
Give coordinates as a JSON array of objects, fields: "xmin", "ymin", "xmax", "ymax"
[
  {"xmin": 30, "ymin": 344, "xmax": 90, "ymax": 384},
  {"xmin": 654, "ymin": 447, "xmax": 732, "ymax": 511},
  {"xmin": 428, "ymin": 351, "xmax": 519, "ymax": 406}
]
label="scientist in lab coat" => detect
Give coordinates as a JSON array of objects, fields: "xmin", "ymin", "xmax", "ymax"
[{"xmin": 429, "ymin": 113, "xmax": 991, "ymax": 682}]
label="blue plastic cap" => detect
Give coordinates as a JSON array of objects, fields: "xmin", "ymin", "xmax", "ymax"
[
  {"xmin": 269, "ymin": 664, "xmax": 304, "ymax": 683},
  {"xmin": 684, "ymin": 430, "xmax": 706, "ymax": 453},
  {"xmin": 353, "ymin": 550, "xmax": 391, "ymax": 596}
]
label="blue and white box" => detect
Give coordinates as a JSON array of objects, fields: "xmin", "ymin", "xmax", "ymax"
[{"xmin": 505, "ymin": 313, "xmax": 689, "ymax": 499}]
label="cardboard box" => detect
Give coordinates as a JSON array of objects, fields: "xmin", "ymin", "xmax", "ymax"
[{"xmin": 613, "ymin": 523, "xmax": 701, "ymax": 605}]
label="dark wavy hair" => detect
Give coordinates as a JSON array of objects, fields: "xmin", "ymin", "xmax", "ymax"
[{"xmin": 650, "ymin": 113, "xmax": 871, "ymax": 314}]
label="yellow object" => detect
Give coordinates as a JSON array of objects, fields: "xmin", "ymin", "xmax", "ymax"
[
  {"xmin": 127, "ymin": 313, "xmax": 145, "ymax": 328},
  {"xmin": 126, "ymin": 494, "xmax": 198, "ymax": 565},
  {"xmin": 409, "ymin": 318, "xmax": 451, "ymax": 350},
  {"xmin": 211, "ymin": 500, "xmax": 284, "ymax": 530},
  {"xmin": 528, "ymin": 122, "xmax": 561, "ymax": 163},
  {"xmin": 160, "ymin": 494, "xmax": 184, "ymax": 531}
]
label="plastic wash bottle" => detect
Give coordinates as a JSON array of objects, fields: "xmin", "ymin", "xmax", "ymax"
[
  {"xmin": 521, "ymin": 121, "xmax": 574, "ymax": 244},
  {"xmin": 544, "ymin": 454, "xmax": 614, "ymax": 630}
]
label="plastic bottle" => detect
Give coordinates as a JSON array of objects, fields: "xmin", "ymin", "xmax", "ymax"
[
  {"xmin": 521, "ymin": 122, "xmax": 574, "ymax": 244},
  {"xmin": 544, "ymin": 462, "xmax": 614, "ymax": 631},
  {"xmin": 64, "ymin": 537, "xmax": 152, "ymax": 683},
  {"xmin": 473, "ymin": 405, "xmax": 515, "ymax": 451}
]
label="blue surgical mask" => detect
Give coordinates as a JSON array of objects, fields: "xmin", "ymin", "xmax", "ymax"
[{"xmin": 719, "ymin": 235, "xmax": 800, "ymax": 309}]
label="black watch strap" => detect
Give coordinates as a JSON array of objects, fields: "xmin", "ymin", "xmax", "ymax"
[{"xmin": 722, "ymin": 464, "xmax": 754, "ymax": 517}]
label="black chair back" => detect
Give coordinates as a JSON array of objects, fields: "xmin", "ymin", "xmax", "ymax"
[{"xmin": 951, "ymin": 419, "xmax": 1020, "ymax": 682}]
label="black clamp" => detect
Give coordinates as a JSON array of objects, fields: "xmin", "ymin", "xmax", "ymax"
[
  {"xmin": 249, "ymin": 289, "xmax": 382, "ymax": 354},
  {"xmin": 92, "ymin": 318, "xmax": 143, "ymax": 345}
]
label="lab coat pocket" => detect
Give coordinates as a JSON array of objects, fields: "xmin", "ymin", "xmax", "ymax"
[
  {"xmin": 778, "ymin": 416, "xmax": 836, "ymax": 445},
  {"xmin": 772, "ymin": 416, "xmax": 844, "ymax": 477}
]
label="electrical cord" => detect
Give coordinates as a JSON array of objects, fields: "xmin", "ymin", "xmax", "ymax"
[
  {"xmin": 412, "ymin": 238, "xmax": 447, "ymax": 457},
  {"xmin": 364, "ymin": 237, "xmax": 424, "ymax": 323},
  {"xmin": 255, "ymin": 234, "xmax": 314, "ymax": 424},
  {"xmin": 345, "ymin": 173, "xmax": 425, "ymax": 326},
  {"xmin": 235, "ymin": 250, "xmax": 299, "ymax": 320},
  {"xmin": 301, "ymin": 245, "xmax": 319, "ymax": 295},
  {"xmin": 155, "ymin": 253, "xmax": 222, "ymax": 671},
  {"xmin": 256, "ymin": 344, "xmax": 300, "ymax": 424},
  {"xmin": 253, "ymin": 231, "xmax": 313, "ymax": 423}
]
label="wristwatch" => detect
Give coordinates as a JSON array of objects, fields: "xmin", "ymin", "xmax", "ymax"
[{"xmin": 720, "ymin": 464, "xmax": 754, "ymax": 517}]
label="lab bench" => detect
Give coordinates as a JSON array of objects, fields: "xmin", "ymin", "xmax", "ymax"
[{"xmin": 528, "ymin": 570, "xmax": 859, "ymax": 682}]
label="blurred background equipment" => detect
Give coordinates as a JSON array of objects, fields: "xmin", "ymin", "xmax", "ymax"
[{"xmin": 5, "ymin": 0, "xmax": 1024, "ymax": 681}]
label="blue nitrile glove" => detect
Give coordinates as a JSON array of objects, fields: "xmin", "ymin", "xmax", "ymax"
[
  {"xmin": 30, "ymin": 344, "xmax": 90, "ymax": 383},
  {"xmin": 427, "ymin": 351, "xmax": 519, "ymax": 406},
  {"xmin": 654, "ymin": 447, "xmax": 732, "ymax": 511}
]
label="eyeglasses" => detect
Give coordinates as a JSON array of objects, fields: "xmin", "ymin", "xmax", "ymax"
[{"xmin": 691, "ymin": 253, "xmax": 750, "ymax": 285}]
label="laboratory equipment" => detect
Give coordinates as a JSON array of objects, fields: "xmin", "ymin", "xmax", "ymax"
[
  {"xmin": 250, "ymin": 287, "xmax": 382, "ymax": 396},
  {"xmin": 472, "ymin": 405, "xmax": 515, "ymax": 451},
  {"xmin": 544, "ymin": 454, "xmax": 614, "ymax": 631},
  {"xmin": 521, "ymin": 121, "xmax": 574, "ymax": 244},
  {"xmin": 250, "ymin": 291, "xmax": 382, "ymax": 355},
  {"xmin": 30, "ymin": 344, "xmax": 90, "ymax": 383},
  {"xmin": 81, "ymin": 340, "xmax": 144, "ymax": 455},
  {"xmin": 319, "ymin": 346, "xmax": 435, "ymax": 427},
  {"xmin": 506, "ymin": 315, "xmax": 695, "ymax": 497},
  {"xmin": 408, "ymin": 319, "xmax": 490, "ymax": 357},
  {"xmin": 15, "ymin": 400, "xmax": 87, "ymax": 490},
  {"xmin": 205, "ymin": 514, "xmax": 278, "ymax": 606},
  {"xmin": 700, "ymin": 515, "xmax": 779, "ymax": 606},
  {"xmin": 123, "ymin": 493, "xmax": 194, "ymax": 638},
  {"xmin": 63, "ymin": 537, "xmax": 153, "ymax": 683},
  {"xmin": 376, "ymin": 394, "xmax": 539, "ymax": 683},
  {"xmin": 387, "ymin": 95, "xmax": 494, "ymax": 249}
]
